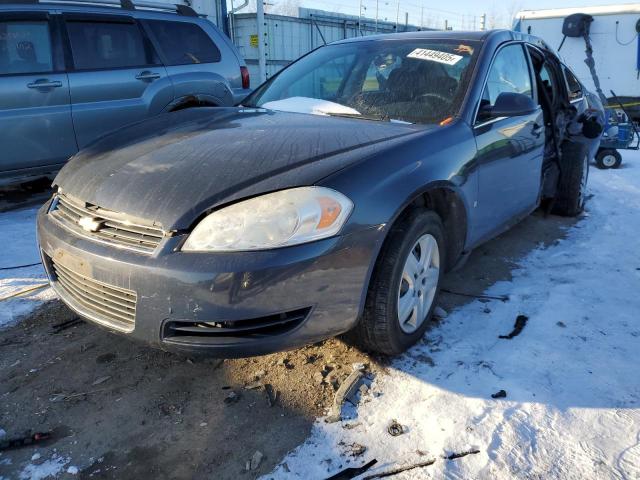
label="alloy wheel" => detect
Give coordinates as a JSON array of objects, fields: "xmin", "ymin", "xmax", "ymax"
[{"xmin": 397, "ymin": 233, "xmax": 440, "ymax": 333}]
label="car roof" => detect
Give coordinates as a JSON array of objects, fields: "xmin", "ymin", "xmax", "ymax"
[
  {"xmin": 0, "ymin": 0, "xmax": 200, "ymax": 20},
  {"xmin": 331, "ymin": 29, "xmax": 549, "ymax": 49}
]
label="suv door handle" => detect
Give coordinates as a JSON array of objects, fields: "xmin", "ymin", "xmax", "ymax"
[
  {"xmin": 135, "ymin": 71, "xmax": 161, "ymax": 81},
  {"xmin": 27, "ymin": 79, "xmax": 63, "ymax": 89}
]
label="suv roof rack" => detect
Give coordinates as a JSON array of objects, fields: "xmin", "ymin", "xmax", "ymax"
[{"xmin": 0, "ymin": 0, "xmax": 199, "ymax": 16}]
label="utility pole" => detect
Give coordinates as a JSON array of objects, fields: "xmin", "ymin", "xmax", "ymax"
[
  {"xmin": 420, "ymin": 6, "xmax": 424, "ymax": 29},
  {"xmin": 444, "ymin": 19, "xmax": 448, "ymax": 30},
  {"xmin": 358, "ymin": 0, "xmax": 362, "ymax": 34},
  {"xmin": 375, "ymin": 0, "xmax": 378, "ymax": 32},
  {"xmin": 395, "ymin": 0, "xmax": 399, "ymax": 30},
  {"xmin": 480, "ymin": 13, "xmax": 486, "ymax": 31},
  {"xmin": 404, "ymin": 12, "xmax": 408, "ymax": 31},
  {"xmin": 256, "ymin": 0, "xmax": 266, "ymax": 83}
]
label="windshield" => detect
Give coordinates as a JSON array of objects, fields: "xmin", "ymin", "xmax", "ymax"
[{"xmin": 245, "ymin": 39, "xmax": 481, "ymax": 125}]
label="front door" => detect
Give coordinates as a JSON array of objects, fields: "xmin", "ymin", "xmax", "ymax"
[
  {"xmin": 0, "ymin": 13, "xmax": 76, "ymax": 173},
  {"xmin": 472, "ymin": 43, "xmax": 545, "ymax": 242},
  {"xmin": 63, "ymin": 14, "xmax": 173, "ymax": 149}
]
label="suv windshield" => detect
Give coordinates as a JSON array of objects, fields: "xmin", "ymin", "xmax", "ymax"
[{"xmin": 245, "ymin": 39, "xmax": 480, "ymax": 124}]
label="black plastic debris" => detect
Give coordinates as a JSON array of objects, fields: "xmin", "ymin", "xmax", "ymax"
[
  {"xmin": 499, "ymin": 315, "xmax": 529, "ymax": 339},
  {"xmin": 491, "ymin": 390, "xmax": 507, "ymax": 399},
  {"xmin": 325, "ymin": 459, "xmax": 377, "ymax": 480},
  {"xmin": 445, "ymin": 449, "xmax": 481, "ymax": 460}
]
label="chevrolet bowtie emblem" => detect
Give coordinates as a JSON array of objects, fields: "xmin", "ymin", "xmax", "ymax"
[{"xmin": 78, "ymin": 216, "xmax": 102, "ymax": 232}]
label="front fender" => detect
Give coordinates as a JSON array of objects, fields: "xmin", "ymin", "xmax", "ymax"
[{"xmin": 321, "ymin": 122, "xmax": 478, "ymax": 243}]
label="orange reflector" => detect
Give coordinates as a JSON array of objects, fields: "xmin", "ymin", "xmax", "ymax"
[
  {"xmin": 439, "ymin": 116, "xmax": 454, "ymax": 126},
  {"xmin": 317, "ymin": 197, "xmax": 342, "ymax": 229}
]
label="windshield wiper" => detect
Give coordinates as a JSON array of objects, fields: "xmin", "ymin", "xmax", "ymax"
[{"xmin": 324, "ymin": 112, "xmax": 412, "ymax": 124}]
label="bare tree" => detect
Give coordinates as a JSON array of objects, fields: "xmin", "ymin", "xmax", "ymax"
[{"xmin": 267, "ymin": 0, "xmax": 301, "ymax": 16}]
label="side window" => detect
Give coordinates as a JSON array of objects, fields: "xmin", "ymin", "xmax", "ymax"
[
  {"xmin": 539, "ymin": 63, "xmax": 558, "ymax": 104},
  {"xmin": 286, "ymin": 53, "xmax": 355, "ymax": 100},
  {"xmin": 66, "ymin": 20, "xmax": 149, "ymax": 70},
  {"xmin": 563, "ymin": 66, "xmax": 583, "ymax": 100},
  {"xmin": 146, "ymin": 20, "xmax": 220, "ymax": 65},
  {"xmin": 480, "ymin": 44, "xmax": 532, "ymax": 115},
  {"xmin": 0, "ymin": 20, "xmax": 53, "ymax": 75}
]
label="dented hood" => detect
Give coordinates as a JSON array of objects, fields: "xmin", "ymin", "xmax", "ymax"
[{"xmin": 54, "ymin": 108, "xmax": 420, "ymax": 230}]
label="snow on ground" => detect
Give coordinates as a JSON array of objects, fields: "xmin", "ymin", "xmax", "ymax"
[
  {"xmin": 0, "ymin": 206, "xmax": 54, "ymax": 329},
  {"xmin": 269, "ymin": 150, "xmax": 640, "ymax": 479}
]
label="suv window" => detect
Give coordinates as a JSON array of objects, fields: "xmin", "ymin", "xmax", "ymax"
[
  {"xmin": 480, "ymin": 43, "xmax": 532, "ymax": 117},
  {"xmin": 0, "ymin": 20, "xmax": 53, "ymax": 75},
  {"xmin": 563, "ymin": 66, "xmax": 583, "ymax": 100},
  {"xmin": 66, "ymin": 20, "xmax": 148, "ymax": 70},
  {"xmin": 146, "ymin": 20, "xmax": 220, "ymax": 65}
]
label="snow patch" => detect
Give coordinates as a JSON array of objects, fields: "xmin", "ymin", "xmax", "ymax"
[
  {"xmin": 268, "ymin": 150, "xmax": 640, "ymax": 479},
  {"xmin": 19, "ymin": 454, "xmax": 69, "ymax": 480},
  {"xmin": 0, "ymin": 206, "xmax": 54, "ymax": 329}
]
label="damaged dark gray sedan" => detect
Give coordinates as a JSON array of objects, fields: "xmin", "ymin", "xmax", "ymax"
[{"xmin": 37, "ymin": 30, "xmax": 604, "ymax": 356}]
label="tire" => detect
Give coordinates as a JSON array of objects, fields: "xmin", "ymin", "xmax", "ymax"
[
  {"xmin": 595, "ymin": 149, "xmax": 622, "ymax": 169},
  {"xmin": 552, "ymin": 142, "xmax": 590, "ymax": 217},
  {"xmin": 348, "ymin": 209, "xmax": 445, "ymax": 355}
]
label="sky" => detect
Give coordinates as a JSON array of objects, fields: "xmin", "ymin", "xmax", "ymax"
[{"xmin": 266, "ymin": 0, "xmax": 635, "ymax": 29}]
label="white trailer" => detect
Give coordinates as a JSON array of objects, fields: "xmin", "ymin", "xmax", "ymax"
[{"xmin": 515, "ymin": 4, "xmax": 640, "ymax": 120}]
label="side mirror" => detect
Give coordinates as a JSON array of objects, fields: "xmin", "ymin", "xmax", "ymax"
[{"xmin": 479, "ymin": 92, "xmax": 538, "ymax": 120}]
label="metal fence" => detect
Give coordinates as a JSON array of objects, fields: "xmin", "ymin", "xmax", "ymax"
[{"xmin": 230, "ymin": 8, "xmax": 433, "ymax": 86}]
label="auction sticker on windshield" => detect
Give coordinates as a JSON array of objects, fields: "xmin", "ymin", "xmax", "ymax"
[{"xmin": 407, "ymin": 48, "xmax": 463, "ymax": 65}]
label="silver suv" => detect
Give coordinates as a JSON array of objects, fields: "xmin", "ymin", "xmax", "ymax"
[{"xmin": 0, "ymin": 0, "xmax": 251, "ymax": 185}]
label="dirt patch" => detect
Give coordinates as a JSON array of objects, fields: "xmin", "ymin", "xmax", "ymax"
[{"xmin": 0, "ymin": 210, "xmax": 576, "ymax": 479}]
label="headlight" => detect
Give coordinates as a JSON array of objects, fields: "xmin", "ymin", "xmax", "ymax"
[{"xmin": 181, "ymin": 187, "xmax": 353, "ymax": 252}]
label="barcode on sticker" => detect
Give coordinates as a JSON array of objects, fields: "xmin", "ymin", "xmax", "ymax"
[{"xmin": 407, "ymin": 48, "xmax": 463, "ymax": 65}]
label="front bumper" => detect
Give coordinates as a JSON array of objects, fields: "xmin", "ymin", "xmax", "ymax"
[{"xmin": 36, "ymin": 203, "xmax": 382, "ymax": 357}]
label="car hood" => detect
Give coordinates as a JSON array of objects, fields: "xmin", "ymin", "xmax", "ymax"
[{"xmin": 54, "ymin": 108, "xmax": 422, "ymax": 230}]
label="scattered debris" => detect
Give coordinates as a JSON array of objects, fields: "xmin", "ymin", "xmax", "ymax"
[
  {"xmin": 441, "ymin": 288, "xmax": 509, "ymax": 302},
  {"xmin": 326, "ymin": 459, "xmax": 377, "ymax": 480},
  {"xmin": 265, "ymin": 384, "xmax": 278, "ymax": 407},
  {"xmin": 325, "ymin": 370, "xmax": 364, "ymax": 423},
  {"xmin": 387, "ymin": 419, "xmax": 404, "ymax": 437},
  {"xmin": 352, "ymin": 362, "xmax": 367, "ymax": 371},
  {"xmin": 92, "ymin": 376, "xmax": 111, "ymax": 386},
  {"xmin": 246, "ymin": 450, "xmax": 263, "ymax": 471},
  {"xmin": 556, "ymin": 321, "xmax": 566, "ymax": 328},
  {"xmin": 50, "ymin": 317, "xmax": 82, "ymax": 334},
  {"xmin": 358, "ymin": 384, "xmax": 369, "ymax": 396},
  {"xmin": 0, "ymin": 431, "xmax": 52, "ymax": 452},
  {"xmin": 491, "ymin": 389, "xmax": 507, "ymax": 399},
  {"xmin": 444, "ymin": 449, "xmax": 481, "ymax": 460},
  {"xmin": 342, "ymin": 422, "xmax": 361, "ymax": 430},
  {"xmin": 499, "ymin": 314, "xmax": 529, "ymax": 339},
  {"xmin": 244, "ymin": 380, "xmax": 263, "ymax": 390},
  {"xmin": 224, "ymin": 391, "xmax": 240, "ymax": 405},
  {"xmin": 434, "ymin": 306, "xmax": 448, "ymax": 318},
  {"xmin": 345, "ymin": 443, "xmax": 367, "ymax": 457},
  {"xmin": 362, "ymin": 459, "xmax": 436, "ymax": 479}
]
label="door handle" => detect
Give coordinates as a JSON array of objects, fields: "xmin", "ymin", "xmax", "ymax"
[
  {"xmin": 135, "ymin": 71, "xmax": 161, "ymax": 81},
  {"xmin": 27, "ymin": 79, "xmax": 63, "ymax": 89}
]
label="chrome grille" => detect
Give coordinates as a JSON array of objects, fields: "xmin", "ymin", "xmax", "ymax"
[
  {"xmin": 50, "ymin": 256, "xmax": 136, "ymax": 332},
  {"xmin": 50, "ymin": 193, "xmax": 164, "ymax": 254}
]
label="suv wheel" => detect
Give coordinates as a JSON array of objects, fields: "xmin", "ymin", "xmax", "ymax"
[
  {"xmin": 349, "ymin": 210, "xmax": 445, "ymax": 355},
  {"xmin": 595, "ymin": 149, "xmax": 622, "ymax": 169},
  {"xmin": 552, "ymin": 142, "xmax": 590, "ymax": 217}
]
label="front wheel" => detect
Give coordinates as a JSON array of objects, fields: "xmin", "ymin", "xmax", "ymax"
[{"xmin": 348, "ymin": 209, "xmax": 445, "ymax": 355}]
